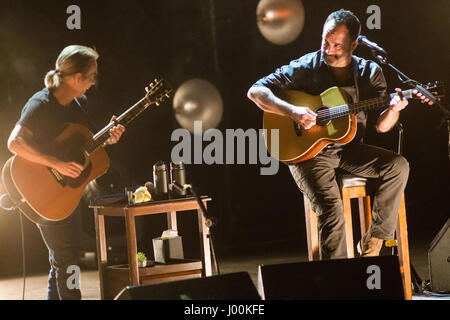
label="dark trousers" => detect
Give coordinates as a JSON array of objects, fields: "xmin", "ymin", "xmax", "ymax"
[
  {"xmin": 290, "ymin": 143, "xmax": 409, "ymax": 260},
  {"xmin": 37, "ymin": 206, "xmax": 82, "ymax": 300}
]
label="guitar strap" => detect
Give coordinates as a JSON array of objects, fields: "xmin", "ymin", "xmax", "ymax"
[
  {"xmin": 351, "ymin": 57, "xmax": 360, "ymax": 103},
  {"xmin": 74, "ymin": 97, "xmax": 98, "ymax": 132}
]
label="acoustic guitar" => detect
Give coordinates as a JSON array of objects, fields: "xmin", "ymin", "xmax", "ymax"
[
  {"xmin": 2, "ymin": 79, "xmax": 171, "ymax": 224},
  {"xmin": 263, "ymin": 82, "xmax": 444, "ymax": 164}
]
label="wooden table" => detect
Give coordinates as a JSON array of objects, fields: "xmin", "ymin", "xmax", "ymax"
[{"xmin": 91, "ymin": 196, "xmax": 212, "ymax": 300}]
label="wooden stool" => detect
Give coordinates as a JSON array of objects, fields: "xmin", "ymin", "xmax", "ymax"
[{"xmin": 303, "ymin": 174, "xmax": 412, "ymax": 300}]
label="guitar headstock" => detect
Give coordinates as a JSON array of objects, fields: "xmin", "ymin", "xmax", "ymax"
[
  {"xmin": 423, "ymin": 81, "xmax": 445, "ymax": 101},
  {"xmin": 144, "ymin": 78, "xmax": 172, "ymax": 106},
  {"xmin": 410, "ymin": 81, "xmax": 446, "ymax": 104}
]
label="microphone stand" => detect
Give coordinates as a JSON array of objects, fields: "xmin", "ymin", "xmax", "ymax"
[
  {"xmin": 371, "ymin": 50, "xmax": 450, "ymax": 133},
  {"xmin": 171, "ymin": 183, "xmax": 220, "ymax": 276},
  {"xmin": 368, "ymin": 49, "xmax": 447, "ymax": 294}
]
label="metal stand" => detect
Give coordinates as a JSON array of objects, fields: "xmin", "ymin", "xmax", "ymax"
[{"xmin": 172, "ymin": 183, "xmax": 221, "ymax": 275}]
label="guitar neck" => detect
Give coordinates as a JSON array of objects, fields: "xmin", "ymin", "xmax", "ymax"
[
  {"xmin": 83, "ymin": 96, "xmax": 152, "ymax": 154},
  {"xmin": 318, "ymin": 89, "xmax": 414, "ymax": 122}
]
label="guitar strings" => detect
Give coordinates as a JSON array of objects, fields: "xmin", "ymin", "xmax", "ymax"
[
  {"xmin": 314, "ymin": 89, "xmax": 413, "ymax": 120},
  {"xmin": 314, "ymin": 96, "xmax": 389, "ymax": 115},
  {"xmin": 314, "ymin": 95, "xmax": 392, "ymax": 122},
  {"xmin": 84, "ymin": 96, "xmax": 149, "ymax": 152}
]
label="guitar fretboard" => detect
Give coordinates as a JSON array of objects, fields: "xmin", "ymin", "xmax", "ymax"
[
  {"xmin": 83, "ymin": 96, "xmax": 151, "ymax": 154},
  {"xmin": 317, "ymin": 89, "xmax": 413, "ymax": 123}
]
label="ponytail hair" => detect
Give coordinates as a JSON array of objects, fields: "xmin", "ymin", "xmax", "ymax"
[
  {"xmin": 44, "ymin": 69, "xmax": 61, "ymax": 89},
  {"xmin": 44, "ymin": 45, "xmax": 99, "ymax": 89}
]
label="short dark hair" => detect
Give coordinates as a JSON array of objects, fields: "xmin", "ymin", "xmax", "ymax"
[{"xmin": 324, "ymin": 9, "xmax": 361, "ymax": 42}]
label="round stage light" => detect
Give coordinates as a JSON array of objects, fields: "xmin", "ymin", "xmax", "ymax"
[
  {"xmin": 256, "ymin": 0, "xmax": 306, "ymax": 45},
  {"xmin": 173, "ymin": 78, "xmax": 223, "ymax": 134}
]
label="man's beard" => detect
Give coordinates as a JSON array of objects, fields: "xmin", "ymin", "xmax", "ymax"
[
  {"xmin": 324, "ymin": 54, "xmax": 339, "ymax": 63},
  {"xmin": 323, "ymin": 53, "xmax": 347, "ymax": 67}
]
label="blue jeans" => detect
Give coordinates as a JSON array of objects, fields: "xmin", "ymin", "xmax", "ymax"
[{"xmin": 37, "ymin": 206, "xmax": 82, "ymax": 300}]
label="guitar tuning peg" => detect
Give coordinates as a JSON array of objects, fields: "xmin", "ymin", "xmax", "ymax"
[
  {"xmin": 155, "ymin": 101, "xmax": 160, "ymax": 106},
  {"xmin": 165, "ymin": 93, "xmax": 170, "ymax": 98}
]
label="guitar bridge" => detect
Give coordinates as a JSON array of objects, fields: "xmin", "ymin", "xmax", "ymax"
[
  {"xmin": 293, "ymin": 121, "xmax": 302, "ymax": 136},
  {"xmin": 49, "ymin": 168, "xmax": 67, "ymax": 186}
]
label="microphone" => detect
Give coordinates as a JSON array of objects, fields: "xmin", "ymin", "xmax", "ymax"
[{"xmin": 357, "ymin": 35, "xmax": 388, "ymax": 56}]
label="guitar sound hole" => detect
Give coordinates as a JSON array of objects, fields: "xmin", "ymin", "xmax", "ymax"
[
  {"xmin": 293, "ymin": 106, "xmax": 330, "ymax": 135},
  {"xmin": 48, "ymin": 161, "xmax": 92, "ymax": 188},
  {"xmin": 48, "ymin": 143, "xmax": 91, "ymax": 188},
  {"xmin": 64, "ymin": 162, "xmax": 92, "ymax": 188},
  {"xmin": 316, "ymin": 106, "xmax": 331, "ymax": 126}
]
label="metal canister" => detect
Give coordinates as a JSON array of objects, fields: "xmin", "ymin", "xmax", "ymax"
[
  {"xmin": 153, "ymin": 161, "xmax": 169, "ymax": 200},
  {"xmin": 170, "ymin": 161, "xmax": 187, "ymax": 197}
]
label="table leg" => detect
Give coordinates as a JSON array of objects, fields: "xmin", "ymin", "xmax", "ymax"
[
  {"xmin": 198, "ymin": 207, "xmax": 212, "ymax": 276},
  {"xmin": 94, "ymin": 209, "xmax": 107, "ymax": 300},
  {"xmin": 124, "ymin": 208, "xmax": 139, "ymax": 286}
]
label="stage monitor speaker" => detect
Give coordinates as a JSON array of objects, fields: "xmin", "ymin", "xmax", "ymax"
[
  {"xmin": 428, "ymin": 217, "xmax": 450, "ymax": 293},
  {"xmin": 115, "ymin": 272, "xmax": 261, "ymax": 300},
  {"xmin": 258, "ymin": 256, "xmax": 404, "ymax": 300}
]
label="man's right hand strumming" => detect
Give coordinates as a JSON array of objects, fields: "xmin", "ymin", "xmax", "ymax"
[
  {"xmin": 247, "ymin": 86, "xmax": 317, "ymax": 130},
  {"xmin": 289, "ymin": 107, "xmax": 317, "ymax": 130},
  {"xmin": 8, "ymin": 124, "xmax": 84, "ymax": 179},
  {"xmin": 51, "ymin": 160, "xmax": 84, "ymax": 178}
]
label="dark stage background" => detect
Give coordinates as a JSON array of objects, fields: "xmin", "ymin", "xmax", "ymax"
[{"xmin": 0, "ymin": 0, "xmax": 448, "ymax": 278}]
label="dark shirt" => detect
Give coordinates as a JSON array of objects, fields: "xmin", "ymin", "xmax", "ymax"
[
  {"xmin": 16, "ymin": 88, "xmax": 93, "ymax": 226},
  {"xmin": 253, "ymin": 50, "xmax": 387, "ymax": 148},
  {"xmin": 17, "ymin": 88, "xmax": 92, "ymax": 149}
]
